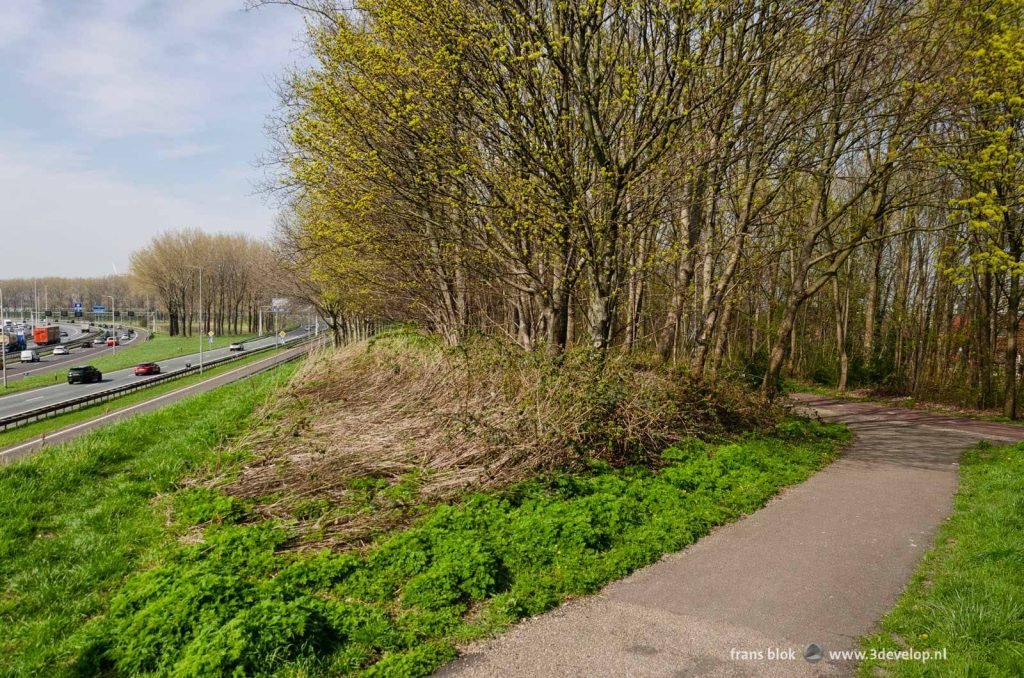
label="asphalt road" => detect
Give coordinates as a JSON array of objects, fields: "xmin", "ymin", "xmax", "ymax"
[
  {"xmin": 2, "ymin": 325, "xmax": 135, "ymax": 380},
  {"xmin": 0, "ymin": 329, "xmax": 309, "ymax": 421},
  {"xmin": 0, "ymin": 339, "xmax": 317, "ymax": 463},
  {"xmin": 437, "ymin": 395, "xmax": 1024, "ymax": 677}
]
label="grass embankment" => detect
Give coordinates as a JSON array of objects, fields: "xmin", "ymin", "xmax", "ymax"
[
  {"xmin": 2, "ymin": 333, "xmax": 253, "ymax": 395},
  {"xmin": 0, "ymin": 330, "xmax": 849, "ymax": 676},
  {"xmin": 72, "ymin": 420, "xmax": 845, "ymax": 677},
  {"xmin": 0, "ymin": 348, "xmax": 292, "ymax": 451},
  {"xmin": 0, "ymin": 362, "xmax": 301, "ymax": 675},
  {"xmin": 860, "ymin": 441, "xmax": 1024, "ymax": 676}
]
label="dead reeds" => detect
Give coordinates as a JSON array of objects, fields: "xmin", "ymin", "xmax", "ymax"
[{"xmin": 213, "ymin": 328, "xmax": 778, "ymax": 547}]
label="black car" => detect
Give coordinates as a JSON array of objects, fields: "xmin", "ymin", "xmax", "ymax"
[{"xmin": 67, "ymin": 366, "xmax": 102, "ymax": 384}]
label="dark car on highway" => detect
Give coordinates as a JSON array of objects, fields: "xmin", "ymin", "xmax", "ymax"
[
  {"xmin": 67, "ymin": 366, "xmax": 102, "ymax": 384},
  {"xmin": 133, "ymin": 362, "xmax": 161, "ymax": 376}
]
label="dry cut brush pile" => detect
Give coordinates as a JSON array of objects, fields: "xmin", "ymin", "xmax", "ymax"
[{"xmin": 215, "ymin": 327, "xmax": 780, "ymax": 546}]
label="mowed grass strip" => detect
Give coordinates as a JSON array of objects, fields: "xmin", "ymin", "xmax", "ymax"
[
  {"xmin": 0, "ymin": 362, "xmax": 300, "ymax": 675},
  {"xmin": 859, "ymin": 441, "xmax": 1024, "ymax": 676},
  {"xmin": 2, "ymin": 333, "xmax": 255, "ymax": 395}
]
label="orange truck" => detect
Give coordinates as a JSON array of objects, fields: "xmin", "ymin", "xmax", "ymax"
[{"xmin": 33, "ymin": 325, "xmax": 61, "ymax": 345}]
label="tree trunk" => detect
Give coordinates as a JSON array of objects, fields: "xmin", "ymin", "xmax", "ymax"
[
  {"xmin": 833, "ymin": 275, "xmax": 849, "ymax": 392},
  {"xmin": 863, "ymin": 238, "xmax": 883, "ymax": 357},
  {"xmin": 763, "ymin": 297, "xmax": 801, "ymax": 397},
  {"xmin": 1005, "ymin": 273, "xmax": 1020, "ymax": 419}
]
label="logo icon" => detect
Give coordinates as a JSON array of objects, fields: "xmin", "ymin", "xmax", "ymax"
[{"xmin": 804, "ymin": 643, "xmax": 823, "ymax": 663}]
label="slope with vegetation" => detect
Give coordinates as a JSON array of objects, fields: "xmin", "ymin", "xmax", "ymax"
[
  {"xmin": 0, "ymin": 362, "xmax": 301, "ymax": 675},
  {"xmin": 0, "ymin": 328, "xmax": 847, "ymax": 676}
]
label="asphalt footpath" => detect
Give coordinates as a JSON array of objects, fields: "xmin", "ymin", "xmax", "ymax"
[
  {"xmin": 436, "ymin": 394, "xmax": 1024, "ymax": 677},
  {"xmin": 0, "ymin": 341, "xmax": 314, "ymax": 464}
]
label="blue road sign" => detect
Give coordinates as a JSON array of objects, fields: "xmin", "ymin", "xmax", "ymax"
[{"xmin": 92, "ymin": 305, "xmax": 106, "ymax": 313}]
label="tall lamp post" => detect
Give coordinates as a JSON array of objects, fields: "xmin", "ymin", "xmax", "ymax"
[
  {"xmin": 104, "ymin": 295, "xmax": 116, "ymax": 355},
  {"xmin": 1, "ymin": 287, "xmax": 7, "ymax": 389},
  {"xmin": 186, "ymin": 266, "xmax": 204, "ymax": 374}
]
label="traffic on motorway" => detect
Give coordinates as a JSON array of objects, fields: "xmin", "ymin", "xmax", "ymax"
[
  {"xmin": 0, "ymin": 328, "xmax": 309, "ymax": 422},
  {"xmin": 0, "ymin": 324, "xmax": 139, "ymax": 380}
]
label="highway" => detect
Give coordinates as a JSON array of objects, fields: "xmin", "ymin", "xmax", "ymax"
[
  {"xmin": 0, "ymin": 339, "xmax": 317, "ymax": 463},
  {"xmin": 0, "ymin": 328, "xmax": 309, "ymax": 421},
  {"xmin": 1, "ymin": 325, "xmax": 139, "ymax": 380}
]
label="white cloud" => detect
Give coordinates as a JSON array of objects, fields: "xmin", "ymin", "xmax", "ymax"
[
  {"xmin": 0, "ymin": 135, "xmax": 273, "ymax": 277},
  {"xmin": 0, "ymin": 0, "xmax": 44, "ymax": 48},
  {"xmin": 158, "ymin": 143, "xmax": 220, "ymax": 160},
  {"xmin": 0, "ymin": 2, "xmax": 308, "ymax": 277},
  {"xmin": 6, "ymin": 1, "xmax": 304, "ymax": 138}
]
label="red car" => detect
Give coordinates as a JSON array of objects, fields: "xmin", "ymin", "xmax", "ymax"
[
  {"xmin": 133, "ymin": 362, "xmax": 161, "ymax": 376},
  {"xmin": 106, "ymin": 337, "xmax": 119, "ymax": 347}
]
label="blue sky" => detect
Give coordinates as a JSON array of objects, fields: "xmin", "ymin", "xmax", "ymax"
[{"xmin": 0, "ymin": 0, "xmax": 307, "ymax": 277}]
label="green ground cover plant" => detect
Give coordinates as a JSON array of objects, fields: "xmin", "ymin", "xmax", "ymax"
[
  {"xmin": 68, "ymin": 419, "xmax": 846, "ymax": 677},
  {"xmin": 0, "ymin": 363, "xmax": 301, "ymax": 675},
  {"xmin": 859, "ymin": 441, "xmax": 1024, "ymax": 676}
]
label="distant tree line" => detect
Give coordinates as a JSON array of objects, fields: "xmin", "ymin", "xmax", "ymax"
[
  {"xmin": 266, "ymin": 0, "xmax": 1024, "ymax": 416},
  {"xmin": 130, "ymin": 229, "xmax": 277, "ymax": 337},
  {"xmin": 0, "ymin": 276, "xmax": 144, "ymax": 319},
  {"xmin": 1, "ymin": 231, "xmax": 282, "ymax": 339}
]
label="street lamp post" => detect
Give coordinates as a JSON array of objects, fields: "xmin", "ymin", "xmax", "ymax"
[
  {"xmin": 1, "ymin": 287, "xmax": 7, "ymax": 389},
  {"xmin": 186, "ymin": 266, "xmax": 204, "ymax": 374},
  {"xmin": 104, "ymin": 295, "xmax": 116, "ymax": 355}
]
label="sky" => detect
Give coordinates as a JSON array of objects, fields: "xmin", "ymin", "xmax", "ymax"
[{"xmin": 0, "ymin": 0, "xmax": 308, "ymax": 278}]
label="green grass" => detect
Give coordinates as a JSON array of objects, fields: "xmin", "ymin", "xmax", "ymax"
[
  {"xmin": 782, "ymin": 380, "xmax": 847, "ymax": 397},
  {"xmin": 1, "ymin": 416, "xmax": 847, "ymax": 677},
  {"xmin": 0, "ymin": 362, "xmax": 301, "ymax": 675},
  {"xmin": 859, "ymin": 441, "xmax": 1024, "ymax": 676},
  {"xmin": 1, "ymin": 333, "xmax": 254, "ymax": 395},
  {"xmin": 0, "ymin": 348, "xmax": 291, "ymax": 450}
]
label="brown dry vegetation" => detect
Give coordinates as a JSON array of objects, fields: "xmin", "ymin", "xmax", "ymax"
[{"xmin": 213, "ymin": 327, "xmax": 779, "ymax": 547}]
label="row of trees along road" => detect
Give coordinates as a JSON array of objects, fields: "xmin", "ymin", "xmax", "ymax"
[
  {"xmin": 0, "ymin": 276, "xmax": 144, "ymax": 315},
  {"xmin": 130, "ymin": 230, "xmax": 277, "ymax": 337},
  {"xmin": 268, "ymin": 0, "xmax": 1024, "ymax": 416}
]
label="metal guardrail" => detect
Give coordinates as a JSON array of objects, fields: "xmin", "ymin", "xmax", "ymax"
[{"xmin": 0, "ymin": 335, "xmax": 322, "ymax": 432}]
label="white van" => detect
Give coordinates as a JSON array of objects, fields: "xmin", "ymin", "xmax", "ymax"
[{"xmin": 20, "ymin": 350, "xmax": 39, "ymax": 363}]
